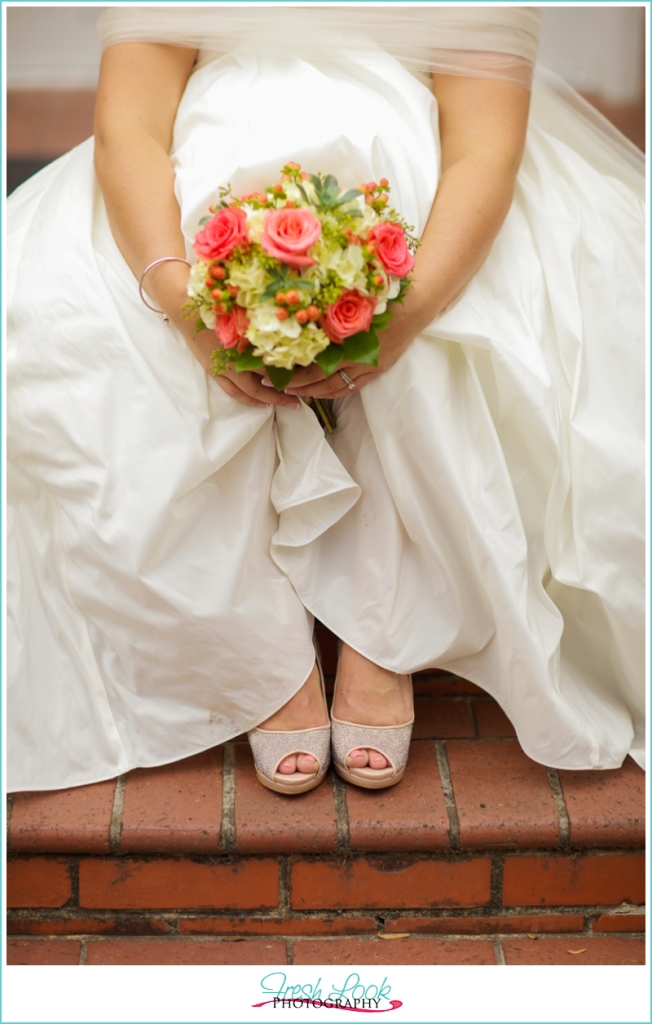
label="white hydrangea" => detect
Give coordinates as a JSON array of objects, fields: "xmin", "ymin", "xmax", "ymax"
[
  {"xmin": 249, "ymin": 324, "xmax": 330, "ymax": 369},
  {"xmin": 244, "ymin": 207, "xmax": 266, "ymax": 244},
  {"xmin": 248, "ymin": 302, "xmax": 302, "ymax": 339},
  {"xmin": 371, "ymin": 273, "xmax": 401, "ymax": 316},
  {"xmin": 228, "ymin": 260, "xmax": 268, "ymax": 307},
  {"xmin": 355, "ymin": 194, "xmax": 381, "ymax": 234},
  {"xmin": 321, "ymin": 243, "xmax": 368, "ymax": 293}
]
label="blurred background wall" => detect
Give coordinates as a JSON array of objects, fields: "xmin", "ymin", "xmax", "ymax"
[{"xmin": 7, "ymin": 4, "xmax": 646, "ymax": 192}]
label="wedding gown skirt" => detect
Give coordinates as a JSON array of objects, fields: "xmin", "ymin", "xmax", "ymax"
[{"xmin": 7, "ymin": 50, "xmax": 645, "ymax": 791}]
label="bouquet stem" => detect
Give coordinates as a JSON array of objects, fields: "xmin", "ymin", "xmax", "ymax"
[{"xmin": 303, "ymin": 397, "xmax": 336, "ymax": 434}]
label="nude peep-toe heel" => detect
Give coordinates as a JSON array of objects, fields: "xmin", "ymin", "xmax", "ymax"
[
  {"xmin": 331, "ymin": 674, "xmax": 414, "ymax": 790},
  {"xmin": 247, "ymin": 660, "xmax": 331, "ymax": 796}
]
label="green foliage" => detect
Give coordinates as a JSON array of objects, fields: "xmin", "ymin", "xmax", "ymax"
[
  {"xmin": 340, "ymin": 328, "xmax": 379, "ymax": 367},
  {"xmin": 210, "ymin": 348, "xmax": 234, "ymax": 377},
  {"xmin": 266, "ymin": 365, "xmax": 294, "ymax": 391},
  {"xmin": 234, "ymin": 350, "xmax": 265, "ymax": 372},
  {"xmin": 315, "ymin": 344, "xmax": 344, "ymax": 377}
]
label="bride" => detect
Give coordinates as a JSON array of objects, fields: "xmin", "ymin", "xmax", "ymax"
[{"xmin": 7, "ymin": 6, "xmax": 645, "ymax": 794}]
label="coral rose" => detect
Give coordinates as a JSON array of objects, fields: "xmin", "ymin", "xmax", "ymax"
[
  {"xmin": 194, "ymin": 206, "xmax": 249, "ymax": 261},
  {"xmin": 261, "ymin": 208, "xmax": 321, "ymax": 268},
  {"xmin": 321, "ymin": 290, "xmax": 377, "ymax": 344},
  {"xmin": 215, "ymin": 306, "xmax": 250, "ymax": 352},
  {"xmin": 367, "ymin": 222, "xmax": 414, "ymax": 278}
]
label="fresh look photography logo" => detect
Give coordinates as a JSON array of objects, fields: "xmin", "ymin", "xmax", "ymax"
[{"xmin": 253, "ymin": 972, "xmax": 403, "ymax": 1012}]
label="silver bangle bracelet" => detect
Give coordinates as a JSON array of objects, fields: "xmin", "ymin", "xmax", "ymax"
[{"xmin": 138, "ymin": 256, "xmax": 192, "ymax": 321}]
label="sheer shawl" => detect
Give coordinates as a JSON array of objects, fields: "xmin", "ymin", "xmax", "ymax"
[{"xmin": 97, "ymin": 5, "xmax": 542, "ymax": 90}]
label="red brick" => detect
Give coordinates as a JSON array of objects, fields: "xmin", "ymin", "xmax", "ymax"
[
  {"xmin": 7, "ymin": 939, "xmax": 81, "ymax": 965},
  {"xmin": 292, "ymin": 936, "xmax": 495, "ymax": 965},
  {"xmin": 593, "ymin": 914, "xmax": 645, "ymax": 933},
  {"xmin": 291, "ymin": 856, "xmax": 491, "ymax": 911},
  {"xmin": 384, "ymin": 914, "xmax": 585, "ymax": 935},
  {"xmin": 79, "ymin": 857, "xmax": 278, "ymax": 910},
  {"xmin": 7, "ymin": 858, "xmax": 71, "ymax": 909},
  {"xmin": 234, "ymin": 746, "xmax": 336, "ymax": 854},
  {"xmin": 503, "ymin": 854, "xmax": 645, "ymax": 907},
  {"xmin": 558, "ymin": 757, "xmax": 645, "ymax": 846},
  {"xmin": 412, "ymin": 699, "xmax": 474, "ymax": 739},
  {"xmin": 179, "ymin": 916, "xmax": 377, "ymax": 936},
  {"xmin": 7, "ymin": 90, "xmax": 96, "ymax": 158},
  {"xmin": 473, "ymin": 700, "xmax": 517, "ymax": 738},
  {"xmin": 9, "ymin": 780, "xmax": 115, "ymax": 854},
  {"xmin": 120, "ymin": 749, "xmax": 222, "ymax": 855},
  {"xmin": 85, "ymin": 938, "xmax": 286, "ymax": 965},
  {"xmin": 347, "ymin": 742, "xmax": 449, "ymax": 851},
  {"xmin": 502, "ymin": 936, "xmax": 645, "ymax": 965},
  {"xmin": 447, "ymin": 739, "xmax": 559, "ymax": 848},
  {"xmin": 8, "ymin": 917, "xmax": 172, "ymax": 936},
  {"xmin": 413, "ymin": 674, "xmax": 483, "ymax": 696}
]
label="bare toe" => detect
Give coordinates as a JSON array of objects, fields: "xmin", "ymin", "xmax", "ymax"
[
  {"xmin": 297, "ymin": 753, "xmax": 319, "ymax": 774},
  {"xmin": 278, "ymin": 755, "xmax": 298, "ymax": 775},
  {"xmin": 368, "ymin": 749, "xmax": 388, "ymax": 770},
  {"xmin": 346, "ymin": 749, "xmax": 369, "ymax": 768}
]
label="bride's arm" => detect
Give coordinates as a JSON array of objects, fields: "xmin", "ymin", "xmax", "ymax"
[
  {"xmin": 94, "ymin": 43, "xmax": 296, "ymax": 409},
  {"xmin": 286, "ymin": 75, "xmax": 531, "ymax": 398}
]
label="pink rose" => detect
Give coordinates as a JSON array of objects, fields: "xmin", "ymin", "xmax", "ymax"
[
  {"xmin": 215, "ymin": 306, "xmax": 250, "ymax": 352},
  {"xmin": 260, "ymin": 208, "xmax": 321, "ymax": 268},
  {"xmin": 367, "ymin": 222, "xmax": 414, "ymax": 278},
  {"xmin": 321, "ymin": 290, "xmax": 377, "ymax": 344},
  {"xmin": 194, "ymin": 206, "xmax": 249, "ymax": 261}
]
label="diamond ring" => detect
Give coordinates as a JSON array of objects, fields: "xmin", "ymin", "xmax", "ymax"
[{"xmin": 338, "ymin": 369, "xmax": 356, "ymax": 390}]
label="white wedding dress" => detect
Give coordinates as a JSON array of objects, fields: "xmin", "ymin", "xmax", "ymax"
[{"xmin": 7, "ymin": 10, "xmax": 645, "ymax": 791}]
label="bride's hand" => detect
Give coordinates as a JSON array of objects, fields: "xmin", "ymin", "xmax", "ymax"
[
  {"xmin": 279, "ymin": 293, "xmax": 426, "ymax": 400},
  {"xmin": 183, "ymin": 326, "xmax": 300, "ymax": 409}
]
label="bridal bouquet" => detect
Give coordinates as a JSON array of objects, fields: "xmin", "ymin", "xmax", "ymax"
[{"xmin": 185, "ymin": 163, "xmax": 417, "ymax": 399}]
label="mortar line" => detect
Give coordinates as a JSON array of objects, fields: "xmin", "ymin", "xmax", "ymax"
[
  {"xmin": 331, "ymin": 772, "xmax": 350, "ymax": 850},
  {"xmin": 546, "ymin": 768, "xmax": 571, "ymax": 848},
  {"xmin": 434, "ymin": 741, "xmax": 460, "ymax": 850},
  {"xmin": 493, "ymin": 937, "xmax": 506, "ymax": 965},
  {"xmin": 465, "ymin": 697, "xmax": 479, "ymax": 738},
  {"xmin": 108, "ymin": 775, "xmax": 126, "ymax": 853},
  {"xmin": 78, "ymin": 938, "xmax": 88, "ymax": 965},
  {"xmin": 285, "ymin": 937, "xmax": 294, "ymax": 965},
  {"xmin": 489, "ymin": 854, "xmax": 504, "ymax": 910},
  {"xmin": 220, "ymin": 742, "xmax": 236, "ymax": 853},
  {"xmin": 68, "ymin": 859, "xmax": 80, "ymax": 909},
  {"xmin": 279, "ymin": 855, "xmax": 291, "ymax": 916}
]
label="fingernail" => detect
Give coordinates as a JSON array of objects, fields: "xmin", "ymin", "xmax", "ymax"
[
  {"xmin": 261, "ymin": 378, "xmax": 274, "ymax": 387},
  {"xmin": 286, "ymin": 402, "xmax": 300, "ymax": 409},
  {"xmin": 284, "ymin": 389, "xmax": 298, "ymax": 395}
]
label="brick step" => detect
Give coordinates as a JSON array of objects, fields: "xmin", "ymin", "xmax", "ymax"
[
  {"xmin": 7, "ymin": 629, "xmax": 645, "ymax": 965},
  {"xmin": 7, "ymin": 934, "xmax": 645, "ymax": 966}
]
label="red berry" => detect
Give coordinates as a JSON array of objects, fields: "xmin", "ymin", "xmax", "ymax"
[
  {"xmin": 275, "ymin": 308, "xmax": 289, "ymax": 321},
  {"xmin": 307, "ymin": 305, "xmax": 320, "ymax": 320},
  {"xmin": 295, "ymin": 309, "xmax": 309, "ymax": 324},
  {"xmin": 275, "ymin": 292, "xmax": 287, "ymax": 305},
  {"xmin": 374, "ymin": 274, "xmax": 384, "ymax": 286},
  {"xmin": 379, "ymin": 177, "xmax": 389, "ymax": 188},
  {"xmin": 210, "ymin": 265, "xmax": 226, "ymax": 279},
  {"xmin": 215, "ymin": 302, "xmax": 227, "ymax": 314},
  {"xmin": 285, "ymin": 290, "xmax": 300, "ymax": 306},
  {"xmin": 227, "ymin": 284, "xmax": 239, "ymax": 297},
  {"xmin": 211, "ymin": 289, "xmax": 224, "ymax": 301}
]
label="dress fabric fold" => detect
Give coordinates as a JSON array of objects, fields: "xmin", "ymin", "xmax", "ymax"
[{"xmin": 7, "ymin": 38, "xmax": 644, "ymax": 790}]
